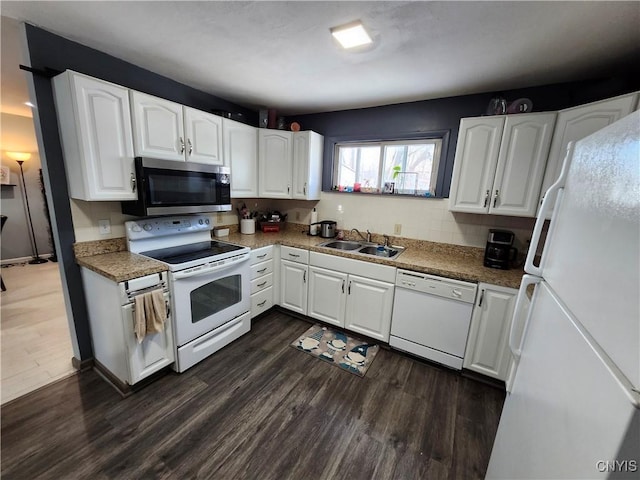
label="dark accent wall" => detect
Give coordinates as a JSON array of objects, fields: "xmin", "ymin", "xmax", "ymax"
[
  {"xmin": 287, "ymin": 75, "xmax": 640, "ymax": 197},
  {"xmin": 23, "ymin": 24, "xmax": 257, "ymax": 361}
]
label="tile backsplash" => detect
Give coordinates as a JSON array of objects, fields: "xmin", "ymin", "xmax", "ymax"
[{"xmin": 69, "ymin": 194, "xmax": 537, "ymax": 254}]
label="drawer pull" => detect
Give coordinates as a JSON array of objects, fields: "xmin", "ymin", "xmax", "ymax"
[
  {"xmin": 289, "ymin": 253, "xmax": 300, "ymax": 258},
  {"xmin": 257, "ymin": 253, "xmax": 267, "ymax": 259},
  {"xmin": 257, "ymin": 300, "xmax": 267, "ymax": 307},
  {"xmin": 257, "ymin": 268, "xmax": 267, "ymax": 274},
  {"xmin": 257, "ymin": 281, "xmax": 267, "ymax": 287}
]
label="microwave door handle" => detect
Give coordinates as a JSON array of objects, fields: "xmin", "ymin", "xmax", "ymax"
[{"xmin": 172, "ymin": 255, "xmax": 249, "ymax": 280}]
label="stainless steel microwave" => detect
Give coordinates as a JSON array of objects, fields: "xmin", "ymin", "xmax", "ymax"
[{"xmin": 121, "ymin": 157, "xmax": 232, "ymax": 216}]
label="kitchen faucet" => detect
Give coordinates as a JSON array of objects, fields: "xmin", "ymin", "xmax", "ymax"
[
  {"xmin": 351, "ymin": 228, "xmax": 371, "ymax": 242},
  {"xmin": 383, "ymin": 234, "xmax": 390, "ymax": 247}
]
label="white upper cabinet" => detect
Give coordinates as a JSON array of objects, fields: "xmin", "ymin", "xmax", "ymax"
[
  {"xmin": 131, "ymin": 91, "xmax": 185, "ymax": 161},
  {"xmin": 223, "ymin": 118, "xmax": 258, "ymax": 197},
  {"xmin": 292, "ymin": 131, "xmax": 323, "ymax": 200},
  {"xmin": 448, "ymin": 117, "xmax": 505, "ymax": 214},
  {"xmin": 449, "ymin": 112, "xmax": 556, "ymax": 217},
  {"xmin": 52, "ymin": 70, "xmax": 137, "ymax": 201},
  {"xmin": 492, "ymin": 112, "xmax": 557, "ymax": 216},
  {"xmin": 538, "ymin": 92, "xmax": 638, "ymax": 217},
  {"xmin": 183, "ymin": 107, "xmax": 223, "ymax": 165},
  {"xmin": 131, "ymin": 91, "xmax": 223, "ymax": 165},
  {"xmin": 258, "ymin": 129, "xmax": 323, "ymax": 199},
  {"xmin": 258, "ymin": 129, "xmax": 293, "ymax": 198}
]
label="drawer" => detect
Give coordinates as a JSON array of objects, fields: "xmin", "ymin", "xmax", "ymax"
[
  {"xmin": 280, "ymin": 246, "xmax": 309, "ymax": 264},
  {"xmin": 251, "ymin": 272, "xmax": 273, "ymax": 294},
  {"xmin": 251, "ymin": 286, "xmax": 273, "ymax": 318},
  {"xmin": 250, "ymin": 259, "xmax": 273, "ymax": 280},
  {"xmin": 251, "ymin": 246, "xmax": 273, "ymax": 265}
]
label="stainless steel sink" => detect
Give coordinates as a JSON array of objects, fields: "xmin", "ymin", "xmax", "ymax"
[
  {"xmin": 318, "ymin": 240, "xmax": 405, "ymax": 259},
  {"xmin": 357, "ymin": 245, "xmax": 403, "ymax": 258},
  {"xmin": 318, "ymin": 240, "xmax": 362, "ymax": 251}
]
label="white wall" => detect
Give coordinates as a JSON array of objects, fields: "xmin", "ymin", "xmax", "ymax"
[{"xmin": 68, "ymin": 192, "xmax": 536, "ymax": 254}]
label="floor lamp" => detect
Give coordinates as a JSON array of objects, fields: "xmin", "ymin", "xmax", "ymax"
[{"xmin": 6, "ymin": 152, "xmax": 47, "ymax": 264}]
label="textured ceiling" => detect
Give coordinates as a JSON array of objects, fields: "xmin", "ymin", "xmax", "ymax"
[{"xmin": 1, "ymin": 1, "xmax": 639, "ymax": 117}]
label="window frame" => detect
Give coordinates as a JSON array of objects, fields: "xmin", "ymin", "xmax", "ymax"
[{"xmin": 330, "ymin": 132, "xmax": 449, "ymax": 197}]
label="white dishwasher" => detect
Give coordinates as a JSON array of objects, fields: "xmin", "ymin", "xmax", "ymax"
[{"xmin": 390, "ymin": 269, "xmax": 477, "ymax": 369}]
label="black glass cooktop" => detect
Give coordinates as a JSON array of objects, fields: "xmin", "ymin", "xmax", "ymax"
[{"xmin": 141, "ymin": 241, "xmax": 244, "ymax": 265}]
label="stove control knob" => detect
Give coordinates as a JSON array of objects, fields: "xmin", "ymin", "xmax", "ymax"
[
  {"xmin": 198, "ymin": 219, "xmax": 204, "ymax": 225},
  {"xmin": 130, "ymin": 224, "xmax": 142, "ymax": 232},
  {"xmin": 205, "ymin": 218, "xmax": 210, "ymax": 225},
  {"xmin": 143, "ymin": 223, "xmax": 153, "ymax": 232}
]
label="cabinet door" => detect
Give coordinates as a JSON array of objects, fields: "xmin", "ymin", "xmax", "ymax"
[
  {"xmin": 123, "ymin": 298, "xmax": 175, "ymax": 384},
  {"xmin": 463, "ymin": 283, "xmax": 517, "ymax": 381},
  {"xmin": 308, "ymin": 266, "xmax": 347, "ymax": 327},
  {"xmin": 184, "ymin": 107, "xmax": 223, "ymax": 165},
  {"xmin": 53, "ymin": 71, "xmax": 136, "ymax": 200},
  {"xmin": 539, "ymin": 92, "xmax": 638, "ymax": 218},
  {"xmin": 292, "ymin": 131, "xmax": 323, "ymax": 200},
  {"xmin": 258, "ymin": 129, "xmax": 293, "ymax": 198},
  {"xmin": 449, "ymin": 117, "xmax": 505, "ymax": 213},
  {"xmin": 131, "ymin": 91, "xmax": 185, "ymax": 161},
  {"xmin": 224, "ymin": 118, "xmax": 258, "ymax": 197},
  {"xmin": 280, "ymin": 259, "xmax": 307, "ymax": 314},
  {"xmin": 345, "ymin": 274, "xmax": 394, "ymax": 342},
  {"xmin": 490, "ymin": 112, "xmax": 556, "ymax": 217}
]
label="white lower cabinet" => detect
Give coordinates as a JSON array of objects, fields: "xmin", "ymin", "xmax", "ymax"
[
  {"xmin": 463, "ymin": 283, "xmax": 517, "ymax": 381},
  {"xmin": 81, "ymin": 268, "xmax": 175, "ymax": 387},
  {"xmin": 307, "ymin": 252, "xmax": 395, "ymax": 342},
  {"xmin": 280, "ymin": 246, "xmax": 309, "ymax": 315},
  {"xmin": 250, "ymin": 246, "xmax": 274, "ymax": 318}
]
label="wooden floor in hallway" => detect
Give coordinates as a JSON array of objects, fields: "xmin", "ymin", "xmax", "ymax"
[
  {"xmin": 1, "ymin": 261, "xmax": 76, "ymax": 404},
  {"xmin": 1, "ymin": 310, "xmax": 505, "ymax": 480}
]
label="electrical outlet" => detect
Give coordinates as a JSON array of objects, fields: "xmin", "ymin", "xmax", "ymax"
[
  {"xmin": 98, "ymin": 219, "xmax": 111, "ymax": 235},
  {"xmin": 394, "ymin": 223, "xmax": 402, "ymax": 235}
]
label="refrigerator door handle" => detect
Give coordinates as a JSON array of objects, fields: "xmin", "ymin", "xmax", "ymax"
[
  {"xmin": 525, "ymin": 142, "xmax": 575, "ymax": 276},
  {"xmin": 509, "ymin": 274, "xmax": 542, "ymax": 360}
]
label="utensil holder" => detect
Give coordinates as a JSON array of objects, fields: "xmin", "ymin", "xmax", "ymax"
[{"xmin": 240, "ymin": 219, "xmax": 255, "ymax": 235}]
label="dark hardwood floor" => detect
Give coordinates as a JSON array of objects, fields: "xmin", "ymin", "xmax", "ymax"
[{"xmin": 1, "ymin": 310, "xmax": 505, "ymax": 479}]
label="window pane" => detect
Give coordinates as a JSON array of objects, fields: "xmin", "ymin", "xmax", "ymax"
[{"xmin": 335, "ymin": 139, "xmax": 441, "ymax": 195}]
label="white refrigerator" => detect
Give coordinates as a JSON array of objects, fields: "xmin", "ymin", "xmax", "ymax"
[{"xmin": 486, "ymin": 111, "xmax": 640, "ymax": 479}]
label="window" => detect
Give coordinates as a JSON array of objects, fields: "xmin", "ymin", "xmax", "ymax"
[{"xmin": 333, "ymin": 138, "xmax": 442, "ymax": 196}]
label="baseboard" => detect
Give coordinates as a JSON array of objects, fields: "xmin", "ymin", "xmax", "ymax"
[
  {"xmin": 71, "ymin": 356, "xmax": 94, "ymax": 372},
  {"xmin": 1, "ymin": 253, "xmax": 54, "ymax": 266}
]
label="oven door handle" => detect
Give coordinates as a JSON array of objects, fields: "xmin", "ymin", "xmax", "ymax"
[{"xmin": 172, "ymin": 256, "xmax": 249, "ymax": 280}]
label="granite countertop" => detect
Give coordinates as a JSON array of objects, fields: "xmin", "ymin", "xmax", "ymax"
[
  {"xmin": 74, "ymin": 225, "xmax": 524, "ymax": 288},
  {"xmin": 74, "ymin": 237, "xmax": 168, "ymax": 283},
  {"xmin": 222, "ymin": 227, "xmax": 525, "ymax": 289}
]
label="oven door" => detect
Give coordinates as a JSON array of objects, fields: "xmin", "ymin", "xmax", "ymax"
[{"xmin": 170, "ymin": 256, "xmax": 250, "ymax": 347}]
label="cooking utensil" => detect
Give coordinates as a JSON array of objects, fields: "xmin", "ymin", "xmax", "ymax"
[{"xmin": 311, "ymin": 220, "xmax": 337, "ymax": 238}]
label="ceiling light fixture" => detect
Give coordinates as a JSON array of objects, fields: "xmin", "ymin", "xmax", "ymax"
[{"xmin": 330, "ymin": 20, "xmax": 372, "ymax": 49}]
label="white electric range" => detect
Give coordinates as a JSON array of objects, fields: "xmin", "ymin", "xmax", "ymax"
[{"xmin": 126, "ymin": 215, "xmax": 251, "ymax": 372}]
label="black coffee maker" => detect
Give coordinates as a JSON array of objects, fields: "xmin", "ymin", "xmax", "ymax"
[{"xmin": 484, "ymin": 229, "xmax": 518, "ymax": 269}]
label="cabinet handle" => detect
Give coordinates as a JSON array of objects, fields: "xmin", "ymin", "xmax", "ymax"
[
  {"xmin": 493, "ymin": 189, "xmax": 499, "ymax": 208},
  {"xmin": 483, "ymin": 189, "xmax": 489, "ymax": 207},
  {"xmin": 289, "ymin": 253, "xmax": 300, "ymax": 258},
  {"xmin": 303, "ymin": 271, "xmax": 306, "ymax": 283},
  {"xmin": 179, "ymin": 137, "xmax": 185, "ymax": 154},
  {"xmin": 257, "ymin": 253, "xmax": 267, "ymax": 259},
  {"xmin": 304, "ymin": 183, "xmax": 307, "ymax": 195},
  {"xmin": 341, "ymin": 279, "xmax": 345, "ymax": 293},
  {"xmin": 287, "ymin": 185, "xmax": 290, "ymax": 194},
  {"xmin": 165, "ymin": 300, "xmax": 171, "ymax": 318},
  {"xmin": 257, "ymin": 281, "xmax": 267, "ymax": 287},
  {"xmin": 348, "ymin": 281, "xmax": 352, "ymax": 295},
  {"xmin": 540, "ymin": 193, "xmax": 545, "ymax": 206},
  {"xmin": 257, "ymin": 268, "xmax": 267, "ymax": 274},
  {"xmin": 188, "ymin": 138, "xmax": 193, "ymax": 155},
  {"xmin": 478, "ymin": 289, "xmax": 485, "ymax": 307},
  {"xmin": 257, "ymin": 300, "xmax": 267, "ymax": 307},
  {"xmin": 131, "ymin": 173, "xmax": 136, "ymax": 192}
]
